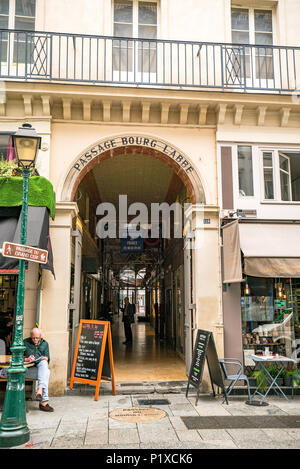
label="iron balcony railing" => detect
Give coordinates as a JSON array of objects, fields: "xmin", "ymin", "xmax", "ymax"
[{"xmin": 0, "ymin": 28, "xmax": 300, "ymax": 93}]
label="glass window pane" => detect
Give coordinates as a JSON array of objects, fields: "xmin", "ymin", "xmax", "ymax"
[
  {"xmin": 138, "ymin": 25, "xmax": 157, "ymax": 39},
  {"xmin": 114, "ymin": 23, "xmax": 133, "ymax": 37},
  {"xmin": 263, "ymin": 152, "xmax": 273, "ymax": 167},
  {"xmin": 280, "ymin": 171, "xmax": 291, "ymax": 201},
  {"xmin": 238, "ymin": 146, "xmax": 254, "ymax": 196},
  {"xmin": 138, "ymin": 2, "xmax": 157, "ymax": 25},
  {"xmin": 0, "ymin": 40, "xmax": 7, "ymax": 61},
  {"xmin": 13, "ymin": 39, "xmax": 34, "ymax": 63},
  {"xmin": 0, "ymin": 0, "xmax": 9, "ymax": 15},
  {"xmin": 232, "ymin": 31, "xmax": 249, "ymax": 44},
  {"xmin": 138, "ymin": 47, "xmax": 156, "ymax": 73},
  {"xmin": 113, "ymin": 47, "xmax": 133, "ymax": 72},
  {"xmin": 280, "ymin": 155, "xmax": 289, "ymax": 172},
  {"xmin": 0, "ymin": 15, "xmax": 8, "ymax": 31},
  {"xmin": 231, "ymin": 8, "xmax": 249, "ymax": 31},
  {"xmin": 15, "ymin": 16, "xmax": 35, "ymax": 30},
  {"xmin": 255, "ymin": 55, "xmax": 273, "ymax": 79},
  {"xmin": 255, "ymin": 32, "xmax": 273, "ymax": 46},
  {"xmin": 16, "ymin": 0, "xmax": 35, "ymax": 17},
  {"xmin": 0, "ymin": 134, "xmax": 11, "ymax": 159},
  {"xmin": 255, "ymin": 10, "xmax": 272, "ymax": 33},
  {"xmin": 114, "ymin": 0, "xmax": 133, "ymax": 23},
  {"xmin": 264, "ymin": 168, "xmax": 274, "ymax": 199}
]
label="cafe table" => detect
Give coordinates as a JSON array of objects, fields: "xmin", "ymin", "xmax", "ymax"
[
  {"xmin": 247, "ymin": 354, "xmax": 296, "ymax": 406},
  {"xmin": 0, "ymin": 355, "xmax": 35, "ymax": 369}
]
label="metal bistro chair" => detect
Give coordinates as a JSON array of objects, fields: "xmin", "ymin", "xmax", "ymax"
[{"xmin": 219, "ymin": 358, "xmax": 251, "ymax": 404}]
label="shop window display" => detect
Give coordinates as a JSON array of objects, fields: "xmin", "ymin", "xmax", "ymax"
[{"xmin": 241, "ymin": 277, "xmax": 300, "ymax": 374}]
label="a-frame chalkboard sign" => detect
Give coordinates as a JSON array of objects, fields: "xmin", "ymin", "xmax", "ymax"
[
  {"xmin": 186, "ymin": 329, "xmax": 228, "ymax": 405},
  {"xmin": 69, "ymin": 320, "xmax": 116, "ymax": 401}
]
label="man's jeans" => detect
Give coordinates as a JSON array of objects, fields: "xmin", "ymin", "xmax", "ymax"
[{"xmin": 36, "ymin": 360, "xmax": 50, "ymax": 402}]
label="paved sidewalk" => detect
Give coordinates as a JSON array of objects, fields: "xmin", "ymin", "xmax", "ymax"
[{"xmin": 4, "ymin": 383, "xmax": 300, "ymax": 450}]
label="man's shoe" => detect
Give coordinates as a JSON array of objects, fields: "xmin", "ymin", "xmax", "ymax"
[
  {"xmin": 39, "ymin": 403, "xmax": 54, "ymax": 412},
  {"xmin": 35, "ymin": 392, "xmax": 42, "ymax": 401}
]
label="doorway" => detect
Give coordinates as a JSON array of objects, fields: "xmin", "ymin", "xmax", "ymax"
[{"xmin": 70, "ymin": 147, "xmax": 197, "ymax": 382}]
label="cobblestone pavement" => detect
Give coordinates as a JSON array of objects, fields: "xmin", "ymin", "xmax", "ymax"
[{"xmin": 4, "ymin": 385, "xmax": 300, "ymax": 450}]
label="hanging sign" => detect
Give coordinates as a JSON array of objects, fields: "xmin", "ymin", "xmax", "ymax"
[
  {"xmin": 1, "ymin": 241, "xmax": 48, "ymax": 264},
  {"xmin": 186, "ymin": 329, "xmax": 228, "ymax": 405},
  {"xmin": 69, "ymin": 320, "xmax": 116, "ymax": 401}
]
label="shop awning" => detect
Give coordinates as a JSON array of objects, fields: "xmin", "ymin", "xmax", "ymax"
[
  {"xmin": 0, "ymin": 206, "xmax": 55, "ymax": 277},
  {"xmin": 222, "ymin": 220, "xmax": 300, "ymax": 281}
]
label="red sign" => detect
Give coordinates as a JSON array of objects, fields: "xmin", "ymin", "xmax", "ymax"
[{"xmin": 2, "ymin": 242, "xmax": 48, "ymax": 264}]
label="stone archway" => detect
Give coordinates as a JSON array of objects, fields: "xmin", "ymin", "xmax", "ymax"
[{"xmin": 59, "ymin": 133, "xmax": 207, "ymax": 204}]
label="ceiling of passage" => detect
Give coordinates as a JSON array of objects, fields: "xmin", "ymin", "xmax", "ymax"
[{"xmin": 92, "ymin": 152, "xmax": 182, "ymax": 208}]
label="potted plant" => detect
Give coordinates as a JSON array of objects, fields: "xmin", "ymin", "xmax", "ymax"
[
  {"xmin": 283, "ymin": 370, "xmax": 300, "ymax": 387},
  {"xmin": 267, "ymin": 364, "xmax": 284, "ymax": 386},
  {"xmin": 251, "ymin": 370, "xmax": 268, "ymax": 392}
]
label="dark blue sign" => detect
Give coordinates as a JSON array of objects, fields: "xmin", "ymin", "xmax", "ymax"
[{"xmin": 120, "ymin": 236, "xmax": 144, "ymax": 253}]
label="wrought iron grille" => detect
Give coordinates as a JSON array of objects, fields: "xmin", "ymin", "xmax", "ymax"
[{"xmin": 0, "ymin": 29, "xmax": 299, "ymax": 93}]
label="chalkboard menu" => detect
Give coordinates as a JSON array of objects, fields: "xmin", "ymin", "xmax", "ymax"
[
  {"xmin": 187, "ymin": 330, "xmax": 210, "ymax": 390},
  {"xmin": 74, "ymin": 322, "xmax": 111, "ymax": 381},
  {"xmin": 70, "ymin": 320, "xmax": 115, "ymax": 401},
  {"xmin": 186, "ymin": 329, "xmax": 228, "ymax": 405}
]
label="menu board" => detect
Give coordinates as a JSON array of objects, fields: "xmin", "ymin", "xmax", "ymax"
[
  {"xmin": 74, "ymin": 322, "xmax": 105, "ymax": 381},
  {"xmin": 70, "ymin": 320, "xmax": 115, "ymax": 401},
  {"xmin": 187, "ymin": 330, "xmax": 210, "ymax": 389},
  {"xmin": 186, "ymin": 329, "xmax": 228, "ymax": 405}
]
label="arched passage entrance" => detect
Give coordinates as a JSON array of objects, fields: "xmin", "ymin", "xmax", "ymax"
[
  {"xmin": 59, "ymin": 134, "xmax": 206, "ymax": 204},
  {"xmin": 60, "ymin": 134, "xmax": 207, "ymax": 382}
]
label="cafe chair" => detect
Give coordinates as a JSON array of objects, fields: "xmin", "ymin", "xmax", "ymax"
[{"xmin": 219, "ymin": 358, "xmax": 252, "ymax": 404}]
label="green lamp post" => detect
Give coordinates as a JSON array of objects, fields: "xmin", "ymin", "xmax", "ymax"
[{"xmin": 0, "ymin": 123, "xmax": 41, "ymax": 448}]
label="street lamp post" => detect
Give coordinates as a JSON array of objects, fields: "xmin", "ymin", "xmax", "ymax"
[{"xmin": 0, "ymin": 123, "xmax": 41, "ymax": 448}]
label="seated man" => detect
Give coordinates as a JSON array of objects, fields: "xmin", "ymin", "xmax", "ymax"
[{"xmin": 24, "ymin": 327, "xmax": 54, "ymax": 412}]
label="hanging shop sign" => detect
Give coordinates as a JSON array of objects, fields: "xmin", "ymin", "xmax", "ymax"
[
  {"xmin": 69, "ymin": 320, "xmax": 116, "ymax": 401},
  {"xmin": 186, "ymin": 329, "xmax": 228, "ymax": 405},
  {"xmin": 1, "ymin": 242, "xmax": 48, "ymax": 264},
  {"xmin": 72, "ymin": 135, "xmax": 194, "ymax": 174}
]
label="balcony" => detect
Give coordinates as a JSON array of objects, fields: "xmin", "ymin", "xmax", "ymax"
[{"xmin": 0, "ymin": 29, "xmax": 299, "ymax": 94}]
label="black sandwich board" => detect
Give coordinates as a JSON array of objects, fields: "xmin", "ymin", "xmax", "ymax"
[{"xmin": 186, "ymin": 329, "xmax": 228, "ymax": 405}]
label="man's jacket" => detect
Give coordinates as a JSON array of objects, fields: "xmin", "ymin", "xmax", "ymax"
[
  {"xmin": 122, "ymin": 304, "xmax": 135, "ymax": 324},
  {"xmin": 24, "ymin": 337, "xmax": 50, "ymax": 364}
]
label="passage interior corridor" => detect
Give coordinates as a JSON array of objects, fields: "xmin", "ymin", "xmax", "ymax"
[{"xmin": 111, "ymin": 314, "xmax": 187, "ymax": 383}]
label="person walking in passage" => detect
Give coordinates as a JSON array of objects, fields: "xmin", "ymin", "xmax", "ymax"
[
  {"xmin": 120, "ymin": 297, "xmax": 135, "ymax": 344},
  {"xmin": 24, "ymin": 327, "xmax": 54, "ymax": 412}
]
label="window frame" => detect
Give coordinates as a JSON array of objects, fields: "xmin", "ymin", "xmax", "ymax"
[
  {"xmin": 237, "ymin": 144, "xmax": 255, "ymax": 198},
  {"xmin": 278, "ymin": 152, "xmax": 292, "ymax": 202},
  {"xmin": 0, "ymin": 0, "xmax": 36, "ymax": 65},
  {"xmin": 112, "ymin": 0, "xmax": 159, "ymax": 81},
  {"xmin": 231, "ymin": 6, "xmax": 274, "ymax": 46},
  {"xmin": 259, "ymin": 149, "xmax": 300, "ymax": 203},
  {"xmin": 261, "ymin": 150, "xmax": 275, "ymax": 201},
  {"xmin": 230, "ymin": 6, "xmax": 275, "ymax": 85},
  {"xmin": 113, "ymin": 0, "xmax": 159, "ymax": 39}
]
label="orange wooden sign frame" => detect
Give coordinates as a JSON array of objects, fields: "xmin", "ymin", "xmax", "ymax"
[{"xmin": 69, "ymin": 319, "xmax": 116, "ymax": 401}]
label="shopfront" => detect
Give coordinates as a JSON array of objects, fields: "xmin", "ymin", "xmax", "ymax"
[{"xmin": 222, "ymin": 219, "xmax": 300, "ymax": 372}]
